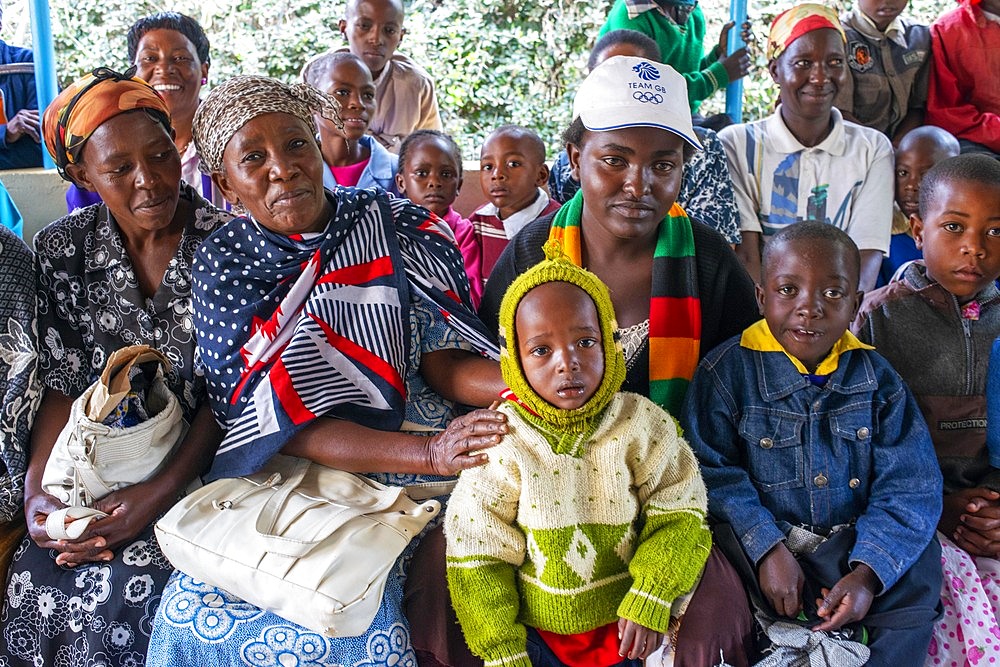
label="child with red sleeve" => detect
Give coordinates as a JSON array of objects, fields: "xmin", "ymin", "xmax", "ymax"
[{"xmin": 926, "ymin": 0, "xmax": 1000, "ymax": 158}]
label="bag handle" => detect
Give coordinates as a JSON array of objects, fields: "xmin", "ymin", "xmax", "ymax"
[{"xmin": 44, "ymin": 506, "xmax": 108, "ymax": 540}]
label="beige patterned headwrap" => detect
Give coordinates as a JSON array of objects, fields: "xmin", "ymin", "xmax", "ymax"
[{"xmin": 193, "ymin": 75, "xmax": 343, "ymax": 174}]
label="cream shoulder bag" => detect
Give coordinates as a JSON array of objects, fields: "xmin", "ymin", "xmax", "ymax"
[
  {"xmin": 154, "ymin": 453, "xmax": 444, "ymax": 638},
  {"xmin": 42, "ymin": 345, "xmax": 186, "ymax": 540}
]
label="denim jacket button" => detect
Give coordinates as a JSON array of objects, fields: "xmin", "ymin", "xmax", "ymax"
[
  {"xmin": 856, "ymin": 427, "xmax": 870, "ymax": 439},
  {"xmin": 813, "ymin": 473, "xmax": 828, "ymax": 487},
  {"xmin": 760, "ymin": 437, "xmax": 774, "ymax": 449},
  {"xmin": 849, "ymin": 478, "xmax": 861, "ymax": 488}
]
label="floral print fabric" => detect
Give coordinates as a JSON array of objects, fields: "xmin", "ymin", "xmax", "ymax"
[
  {"xmin": 34, "ymin": 183, "xmax": 227, "ymax": 423},
  {"xmin": 0, "ymin": 184, "xmax": 228, "ymax": 666},
  {"xmin": 2, "ymin": 526, "xmax": 171, "ymax": 667},
  {"xmin": 0, "ymin": 225, "xmax": 39, "ymax": 523}
]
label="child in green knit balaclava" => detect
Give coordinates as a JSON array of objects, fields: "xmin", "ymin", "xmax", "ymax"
[{"xmin": 445, "ymin": 245, "xmax": 711, "ymax": 667}]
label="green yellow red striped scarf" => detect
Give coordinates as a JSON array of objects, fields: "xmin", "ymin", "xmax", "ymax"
[{"xmin": 547, "ymin": 190, "xmax": 701, "ymax": 415}]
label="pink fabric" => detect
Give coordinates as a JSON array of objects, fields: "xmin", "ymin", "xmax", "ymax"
[
  {"xmin": 928, "ymin": 533, "xmax": 1000, "ymax": 666},
  {"xmin": 441, "ymin": 207, "xmax": 483, "ymax": 309},
  {"xmin": 327, "ymin": 158, "xmax": 370, "ymax": 188},
  {"xmin": 926, "ymin": 2, "xmax": 1000, "ymax": 151}
]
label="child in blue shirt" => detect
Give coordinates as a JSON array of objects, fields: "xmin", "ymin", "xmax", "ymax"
[
  {"xmin": 682, "ymin": 221, "xmax": 943, "ymax": 666},
  {"xmin": 301, "ymin": 51, "xmax": 398, "ymax": 194}
]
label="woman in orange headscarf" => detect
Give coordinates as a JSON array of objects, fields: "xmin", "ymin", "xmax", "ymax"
[{"xmin": 0, "ymin": 67, "xmax": 229, "ymax": 666}]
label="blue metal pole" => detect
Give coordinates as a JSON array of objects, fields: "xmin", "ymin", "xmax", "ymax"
[
  {"xmin": 28, "ymin": 0, "xmax": 58, "ymax": 169},
  {"xmin": 725, "ymin": 0, "xmax": 748, "ymax": 124}
]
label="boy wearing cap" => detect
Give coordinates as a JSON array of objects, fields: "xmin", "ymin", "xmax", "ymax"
[{"xmin": 719, "ymin": 3, "xmax": 894, "ymax": 292}]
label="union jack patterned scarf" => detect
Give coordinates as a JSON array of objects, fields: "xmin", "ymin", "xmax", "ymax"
[
  {"xmin": 547, "ymin": 190, "xmax": 701, "ymax": 415},
  {"xmin": 194, "ymin": 189, "xmax": 498, "ymax": 480}
]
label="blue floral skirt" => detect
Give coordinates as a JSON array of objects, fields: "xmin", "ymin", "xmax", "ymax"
[
  {"xmin": 147, "ymin": 472, "xmax": 446, "ymax": 667},
  {"xmin": 0, "ymin": 524, "xmax": 174, "ymax": 667}
]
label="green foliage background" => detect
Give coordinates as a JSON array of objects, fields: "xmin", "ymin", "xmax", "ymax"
[{"xmin": 5, "ymin": 0, "xmax": 950, "ymax": 158}]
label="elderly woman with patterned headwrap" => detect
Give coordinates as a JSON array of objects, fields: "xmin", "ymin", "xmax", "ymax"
[
  {"xmin": 146, "ymin": 75, "xmax": 506, "ymax": 667},
  {"xmin": 0, "ymin": 67, "xmax": 230, "ymax": 666},
  {"xmin": 719, "ymin": 3, "xmax": 895, "ymax": 293}
]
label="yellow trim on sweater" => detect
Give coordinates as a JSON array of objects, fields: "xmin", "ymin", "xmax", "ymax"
[{"xmin": 740, "ymin": 319, "xmax": 873, "ymax": 375}]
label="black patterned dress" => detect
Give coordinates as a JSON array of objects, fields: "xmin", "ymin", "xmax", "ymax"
[
  {"xmin": 0, "ymin": 224, "xmax": 39, "ymax": 525},
  {"xmin": 0, "ymin": 183, "xmax": 229, "ymax": 667}
]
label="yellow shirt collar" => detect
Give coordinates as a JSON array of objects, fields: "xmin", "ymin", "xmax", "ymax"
[{"xmin": 740, "ymin": 319, "xmax": 874, "ymax": 376}]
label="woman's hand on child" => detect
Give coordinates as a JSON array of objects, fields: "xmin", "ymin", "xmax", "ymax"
[
  {"xmin": 425, "ymin": 407, "xmax": 508, "ymax": 475},
  {"xmin": 758, "ymin": 542, "xmax": 805, "ymax": 619},
  {"xmin": 617, "ymin": 618, "xmax": 663, "ymax": 660},
  {"xmin": 813, "ymin": 563, "xmax": 880, "ymax": 631}
]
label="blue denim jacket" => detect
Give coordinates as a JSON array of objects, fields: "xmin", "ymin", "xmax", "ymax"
[
  {"xmin": 681, "ymin": 334, "xmax": 942, "ymax": 591},
  {"xmin": 322, "ymin": 134, "xmax": 399, "ymax": 196}
]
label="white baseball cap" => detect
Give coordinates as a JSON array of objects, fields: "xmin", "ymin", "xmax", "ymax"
[{"xmin": 572, "ymin": 56, "xmax": 703, "ymax": 151}]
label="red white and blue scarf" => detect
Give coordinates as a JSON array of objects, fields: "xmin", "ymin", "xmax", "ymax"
[{"xmin": 194, "ymin": 189, "xmax": 498, "ymax": 480}]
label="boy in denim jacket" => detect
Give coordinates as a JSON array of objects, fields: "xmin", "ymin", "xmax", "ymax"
[{"xmin": 682, "ymin": 221, "xmax": 942, "ymax": 666}]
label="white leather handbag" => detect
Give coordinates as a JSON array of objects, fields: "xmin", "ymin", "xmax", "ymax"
[
  {"xmin": 154, "ymin": 453, "xmax": 444, "ymax": 638},
  {"xmin": 42, "ymin": 345, "xmax": 185, "ymax": 539}
]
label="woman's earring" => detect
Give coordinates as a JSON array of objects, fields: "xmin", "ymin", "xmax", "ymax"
[{"xmin": 201, "ymin": 77, "xmax": 208, "ymax": 85}]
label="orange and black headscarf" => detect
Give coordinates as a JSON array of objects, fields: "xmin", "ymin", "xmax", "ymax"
[
  {"xmin": 767, "ymin": 4, "xmax": 846, "ymax": 62},
  {"xmin": 42, "ymin": 66, "xmax": 172, "ymax": 180}
]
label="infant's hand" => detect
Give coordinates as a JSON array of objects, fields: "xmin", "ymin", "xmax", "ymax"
[
  {"xmin": 617, "ymin": 618, "xmax": 663, "ymax": 661},
  {"xmin": 758, "ymin": 542, "xmax": 805, "ymax": 619},
  {"xmin": 813, "ymin": 564, "xmax": 879, "ymax": 632}
]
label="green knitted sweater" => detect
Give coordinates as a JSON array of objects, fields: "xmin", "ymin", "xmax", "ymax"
[
  {"xmin": 598, "ymin": 0, "xmax": 729, "ymax": 113},
  {"xmin": 445, "ymin": 393, "xmax": 711, "ymax": 667}
]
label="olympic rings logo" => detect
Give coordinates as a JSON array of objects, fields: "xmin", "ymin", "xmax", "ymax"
[{"xmin": 632, "ymin": 91, "xmax": 663, "ymax": 104}]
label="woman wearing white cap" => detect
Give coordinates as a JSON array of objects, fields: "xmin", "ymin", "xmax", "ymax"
[{"xmin": 480, "ymin": 55, "xmax": 759, "ymax": 666}]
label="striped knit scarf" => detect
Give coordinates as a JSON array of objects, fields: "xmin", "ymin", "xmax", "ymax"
[{"xmin": 547, "ymin": 191, "xmax": 701, "ymax": 415}]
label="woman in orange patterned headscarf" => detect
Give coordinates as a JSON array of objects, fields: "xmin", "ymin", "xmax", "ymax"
[
  {"xmin": 0, "ymin": 66, "xmax": 229, "ymax": 667},
  {"xmin": 42, "ymin": 66, "xmax": 171, "ymax": 178}
]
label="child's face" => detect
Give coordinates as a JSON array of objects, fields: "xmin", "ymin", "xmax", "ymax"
[
  {"xmin": 515, "ymin": 281, "xmax": 605, "ymax": 411},
  {"xmin": 756, "ymin": 238, "xmax": 862, "ymax": 372},
  {"xmin": 338, "ymin": 0, "xmax": 405, "ymax": 76},
  {"xmin": 479, "ymin": 132, "xmax": 549, "ymax": 220},
  {"xmin": 318, "ymin": 60, "xmax": 376, "ymax": 142},
  {"xmin": 769, "ymin": 29, "xmax": 846, "ymax": 125},
  {"xmin": 395, "ymin": 137, "xmax": 462, "ymax": 218},
  {"xmin": 894, "ymin": 142, "xmax": 942, "ymax": 219},
  {"xmin": 857, "ymin": 0, "xmax": 907, "ymax": 32},
  {"xmin": 912, "ymin": 178, "xmax": 1000, "ymax": 302}
]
